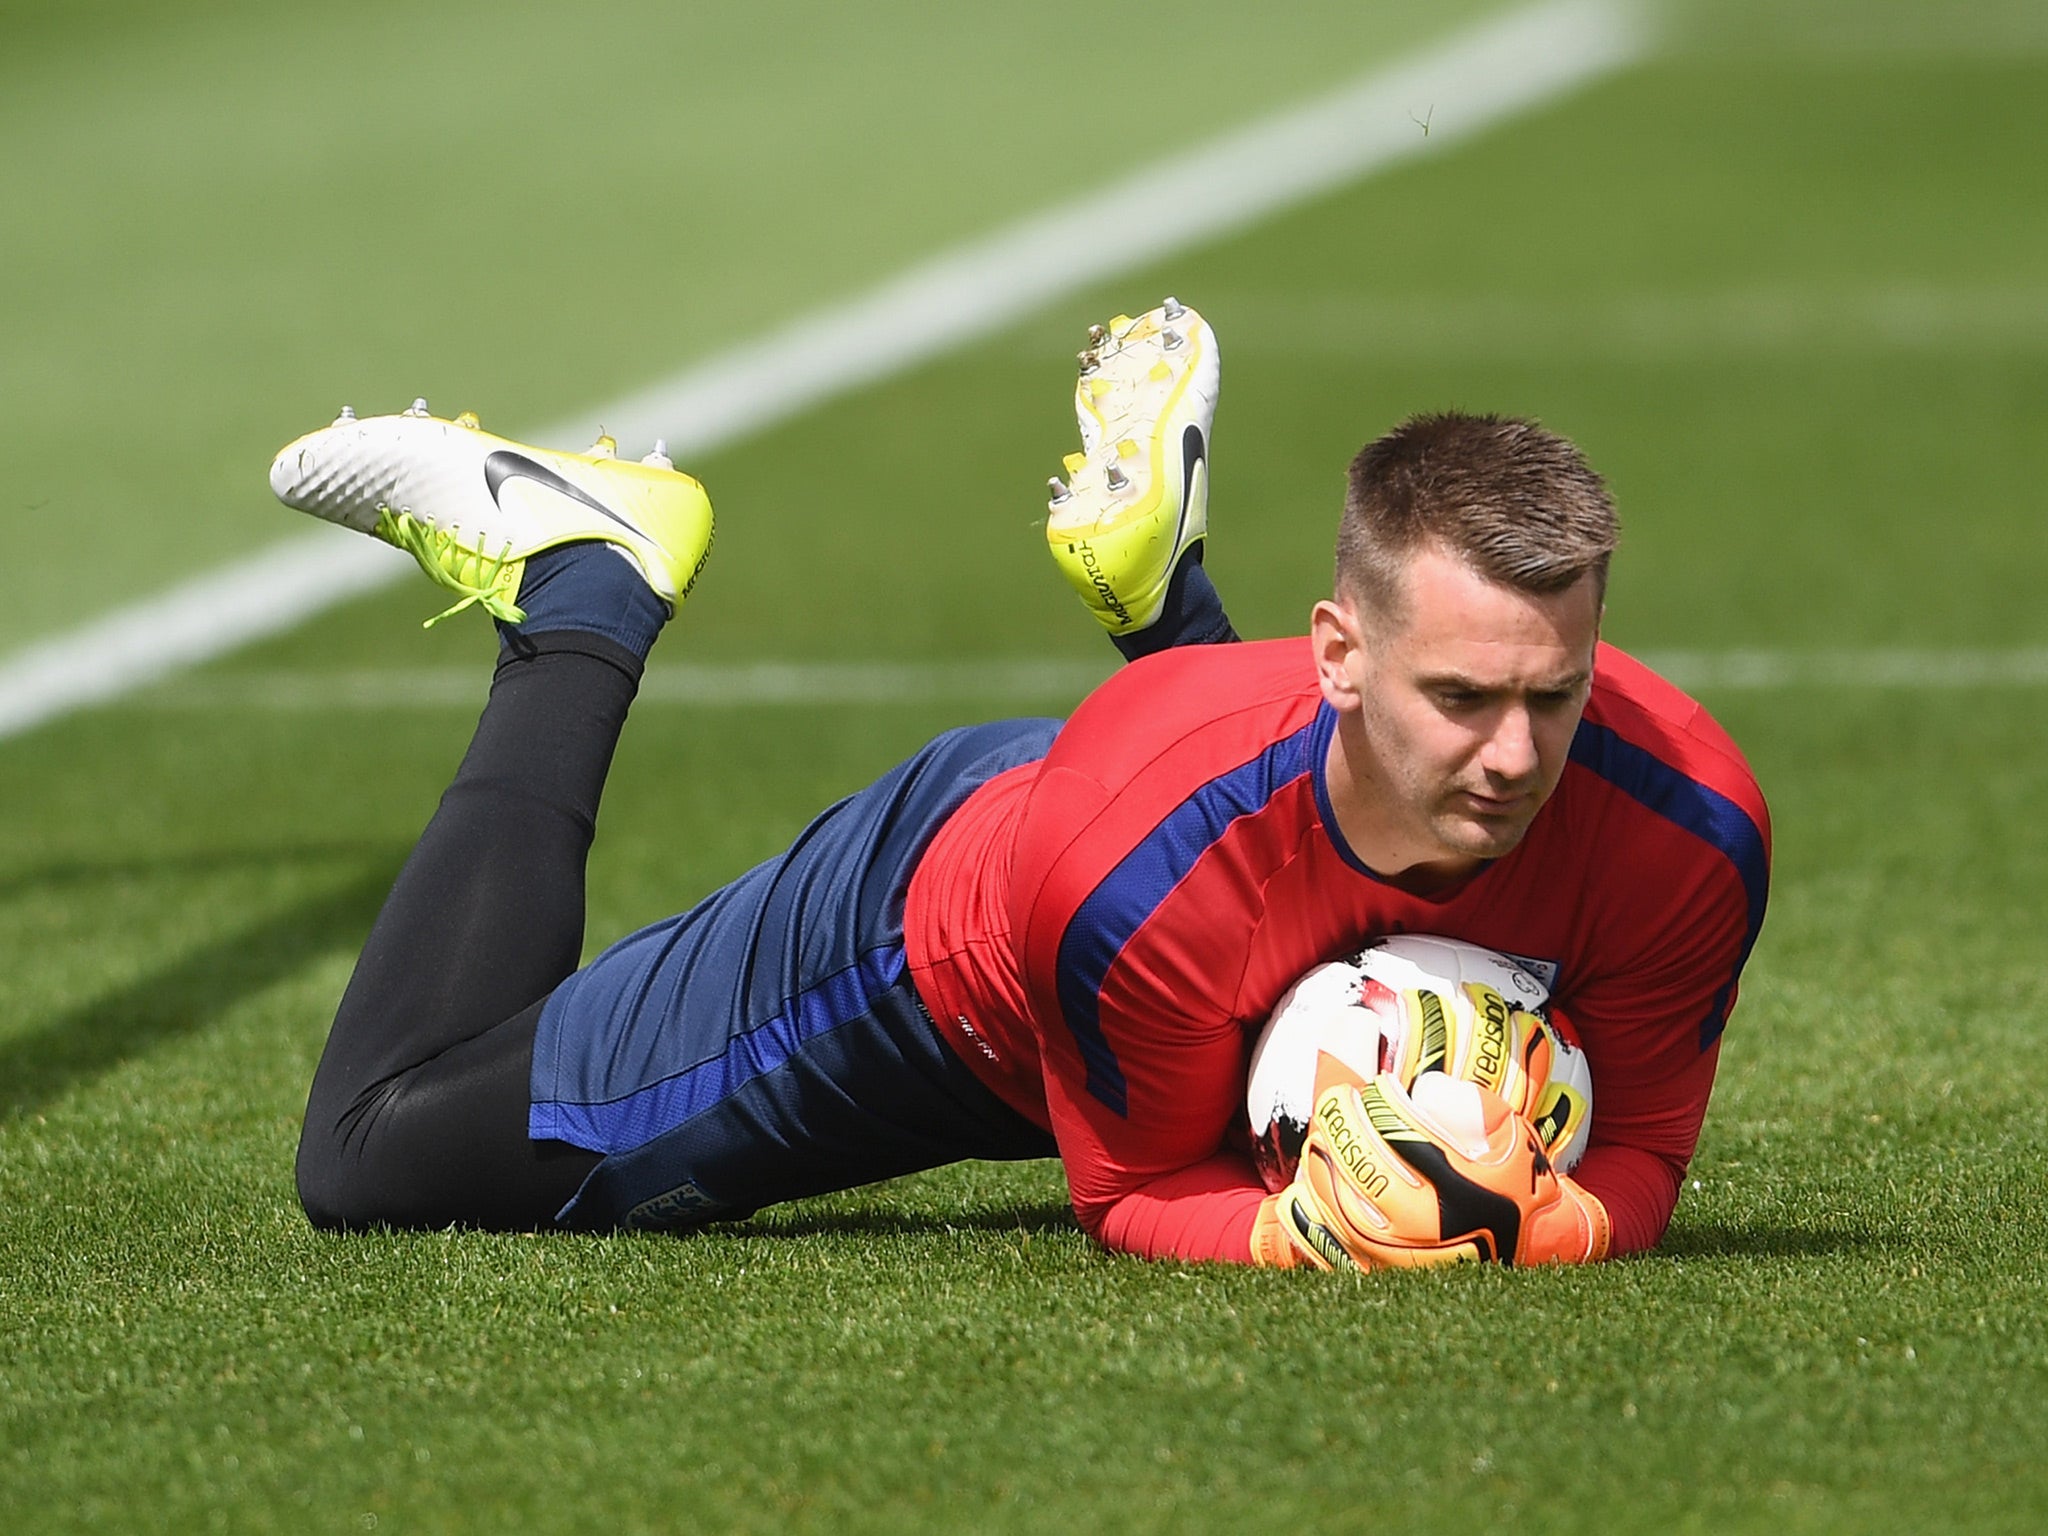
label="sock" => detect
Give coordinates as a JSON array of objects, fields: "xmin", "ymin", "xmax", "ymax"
[
  {"xmin": 496, "ymin": 542, "xmax": 668, "ymax": 662},
  {"xmin": 1112, "ymin": 548, "xmax": 1240, "ymax": 662}
]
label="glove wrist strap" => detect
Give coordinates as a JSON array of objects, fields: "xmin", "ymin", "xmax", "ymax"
[{"xmin": 1249, "ymin": 1194, "xmax": 1315, "ymax": 1269}]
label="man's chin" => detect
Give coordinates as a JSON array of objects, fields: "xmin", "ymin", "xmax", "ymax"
[{"xmin": 1437, "ymin": 814, "xmax": 1535, "ymax": 862}]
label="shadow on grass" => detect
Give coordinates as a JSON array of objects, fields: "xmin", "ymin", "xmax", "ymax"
[
  {"xmin": 735, "ymin": 1201, "xmax": 1079, "ymax": 1242},
  {"xmin": 1653, "ymin": 1223, "xmax": 1877, "ymax": 1261},
  {"xmin": 0, "ymin": 849, "xmax": 403, "ymax": 1120},
  {"xmin": 0, "ymin": 839, "xmax": 394, "ymax": 904}
]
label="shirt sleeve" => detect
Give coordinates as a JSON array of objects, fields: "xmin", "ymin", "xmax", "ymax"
[
  {"xmin": 1558, "ymin": 654, "xmax": 1772, "ymax": 1254},
  {"xmin": 1010, "ymin": 760, "xmax": 1275, "ymax": 1263},
  {"xmin": 1037, "ymin": 984, "xmax": 1271, "ymax": 1262},
  {"xmin": 1571, "ymin": 1041, "xmax": 1720, "ymax": 1254},
  {"xmin": 1556, "ymin": 793, "xmax": 1761, "ymax": 1254}
]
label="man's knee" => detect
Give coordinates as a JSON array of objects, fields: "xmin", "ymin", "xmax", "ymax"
[
  {"xmin": 294, "ymin": 1085, "xmax": 414, "ymax": 1231},
  {"xmin": 294, "ymin": 1127, "xmax": 379, "ymax": 1231}
]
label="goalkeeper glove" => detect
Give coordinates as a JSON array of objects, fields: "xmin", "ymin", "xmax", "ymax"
[
  {"xmin": 1384, "ymin": 982, "xmax": 1588, "ymax": 1166},
  {"xmin": 1249, "ymin": 1064, "xmax": 1609, "ymax": 1271}
]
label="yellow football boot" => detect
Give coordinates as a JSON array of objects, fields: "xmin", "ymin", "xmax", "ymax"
[
  {"xmin": 269, "ymin": 401, "xmax": 714, "ymax": 625},
  {"xmin": 1045, "ymin": 297, "xmax": 1218, "ymax": 635}
]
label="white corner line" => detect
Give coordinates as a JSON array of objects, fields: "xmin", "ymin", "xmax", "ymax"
[{"xmin": 0, "ymin": 0, "xmax": 1650, "ymax": 743}]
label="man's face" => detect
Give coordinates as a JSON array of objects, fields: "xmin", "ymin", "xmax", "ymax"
[{"xmin": 1316, "ymin": 542, "xmax": 1601, "ymax": 875}]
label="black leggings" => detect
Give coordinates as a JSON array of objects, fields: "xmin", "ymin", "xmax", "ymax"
[
  {"xmin": 295, "ymin": 560, "xmax": 1238, "ymax": 1232},
  {"xmin": 295, "ymin": 631, "xmax": 636, "ymax": 1229}
]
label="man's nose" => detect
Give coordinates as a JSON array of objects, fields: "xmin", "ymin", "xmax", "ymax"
[{"xmin": 1482, "ymin": 705, "xmax": 1540, "ymax": 783}]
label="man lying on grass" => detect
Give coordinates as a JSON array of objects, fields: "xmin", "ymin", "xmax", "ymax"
[{"xmin": 271, "ymin": 299, "xmax": 1768, "ymax": 1268}]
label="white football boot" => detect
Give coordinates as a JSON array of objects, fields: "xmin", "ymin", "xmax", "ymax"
[{"xmin": 269, "ymin": 401, "xmax": 714, "ymax": 624}]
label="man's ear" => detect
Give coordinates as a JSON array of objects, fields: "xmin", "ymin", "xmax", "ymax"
[{"xmin": 1312, "ymin": 597, "xmax": 1363, "ymax": 712}]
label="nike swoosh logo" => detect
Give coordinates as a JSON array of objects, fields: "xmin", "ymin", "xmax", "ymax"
[
  {"xmin": 1176, "ymin": 423, "xmax": 1206, "ymax": 549},
  {"xmin": 482, "ymin": 450, "xmax": 649, "ymax": 542}
]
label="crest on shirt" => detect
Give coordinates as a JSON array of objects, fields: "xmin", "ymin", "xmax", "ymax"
[{"xmin": 1498, "ymin": 950, "xmax": 1560, "ymax": 994}]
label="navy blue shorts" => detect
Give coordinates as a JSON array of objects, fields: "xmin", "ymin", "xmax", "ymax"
[{"xmin": 530, "ymin": 718, "xmax": 1062, "ymax": 1230}]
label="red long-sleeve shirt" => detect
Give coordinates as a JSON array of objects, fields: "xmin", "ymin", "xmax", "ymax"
[{"xmin": 906, "ymin": 638, "xmax": 1770, "ymax": 1263}]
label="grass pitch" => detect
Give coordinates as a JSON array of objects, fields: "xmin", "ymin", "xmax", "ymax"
[{"xmin": 5, "ymin": 2, "xmax": 2048, "ymax": 1531}]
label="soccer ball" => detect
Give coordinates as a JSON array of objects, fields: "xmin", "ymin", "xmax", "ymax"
[{"xmin": 1243, "ymin": 934, "xmax": 1592, "ymax": 1192}]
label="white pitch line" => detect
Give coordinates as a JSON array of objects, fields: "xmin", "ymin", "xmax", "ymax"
[
  {"xmin": 1638, "ymin": 648, "xmax": 2048, "ymax": 690},
  {"xmin": 0, "ymin": 0, "xmax": 1648, "ymax": 744},
  {"xmin": 127, "ymin": 649, "xmax": 2048, "ymax": 711}
]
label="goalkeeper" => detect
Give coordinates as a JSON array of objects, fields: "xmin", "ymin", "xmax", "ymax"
[{"xmin": 279, "ymin": 300, "xmax": 1769, "ymax": 1268}]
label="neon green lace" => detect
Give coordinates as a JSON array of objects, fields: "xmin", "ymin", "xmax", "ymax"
[{"xmin": 374, "ymin": 506, "xmax": 527, "ymax": 628}]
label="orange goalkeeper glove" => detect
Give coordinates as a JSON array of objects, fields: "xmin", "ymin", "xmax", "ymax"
[
  {"xmin": 1249, "ymin": 1063, "xmax": 1609, "ymax": 1271},
  {"xmin": 1382, "ymin": 981, "xmax": 1589, "ymax": 1167}
]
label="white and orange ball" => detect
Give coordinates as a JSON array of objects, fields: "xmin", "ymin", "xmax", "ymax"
[{"xmin": 1244, "ymin": 934, "xmax": 1591, "ymax": 1191}]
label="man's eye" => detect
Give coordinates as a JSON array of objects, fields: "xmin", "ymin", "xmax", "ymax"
[{"xmin": 1435, "ymin": 690, "xmax": 1481, "ymax": 710}]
